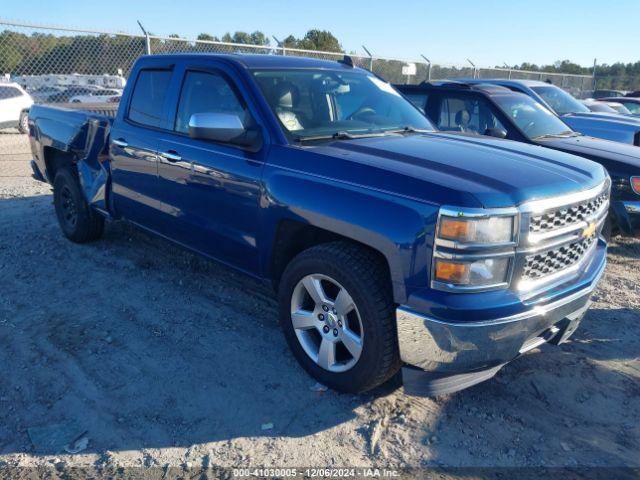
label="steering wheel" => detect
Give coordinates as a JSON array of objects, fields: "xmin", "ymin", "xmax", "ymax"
[{"xmin": 347, "ymin": 107, "xmax": 376, "ymax": 121}]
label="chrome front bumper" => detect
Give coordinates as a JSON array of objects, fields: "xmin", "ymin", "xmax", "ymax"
[{"xmin": 396, "ymin": 260, "xmax": 605, "ymax": 396}]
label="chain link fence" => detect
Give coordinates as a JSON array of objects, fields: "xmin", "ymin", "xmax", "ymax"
[{"xmin": 1, "ymin": 19, "xmax": 595, "ymax": 102}]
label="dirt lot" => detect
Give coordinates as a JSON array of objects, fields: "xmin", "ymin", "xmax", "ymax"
[{"xmin": 0, "ymin": 131, "xmax": 639, "ymax": 476}]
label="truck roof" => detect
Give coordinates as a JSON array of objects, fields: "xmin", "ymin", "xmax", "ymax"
[
  {"xmin": 464, "ymin": 78, "xmax": 552, "ymax": 88},
  {"xmin": 143, "ymin": 53, "xmax": 362, "ymax": 71}
]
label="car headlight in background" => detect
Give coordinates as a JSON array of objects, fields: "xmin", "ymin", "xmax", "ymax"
[
  {"xmin": 432, "ymin": 207, "xmax": 518, "ymax": 291},
  {"xmin": 632, "ymin": 176, "xmax": 640, "ymax": 195}
]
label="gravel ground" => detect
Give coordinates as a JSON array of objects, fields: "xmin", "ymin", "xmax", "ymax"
[{"xmin": 0, "ymin": 131, "xmax": 639, "ymax": 477}]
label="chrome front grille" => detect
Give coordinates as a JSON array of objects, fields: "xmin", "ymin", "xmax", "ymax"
[
  {"xmin": 516, "ymin": 180, "xmax": 610, "ymax": 294},
  {"xmin": 522, "ymin": 235, "xmax": 596, "ymax": 281},
  {"xmin": 529, "ymin": 191, "xmax": 609, "ymax": 235}
]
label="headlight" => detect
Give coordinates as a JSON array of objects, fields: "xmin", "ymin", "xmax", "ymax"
[
  {"xmin": 438, "ymin": 216, "xmax": 515, "ymax": 244},
  {"xmin": 434, "ymin": 257, "xmax": 510, "ymax": 287},
  {"xmin": 432, "ymin": 207, "xmax": 518, "ymax": 291},
  {"xmin": 632, "ymin": 176, "xmax": 640, "ymax": 195}
]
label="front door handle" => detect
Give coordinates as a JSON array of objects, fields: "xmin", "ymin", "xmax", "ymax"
[
  {"xmin": 161, "ymin": 151, "xmax": 182, "ymax": 162},
  {"xmin": 112, "ymin": 138, "xmax": 128, "ymax": 148}
]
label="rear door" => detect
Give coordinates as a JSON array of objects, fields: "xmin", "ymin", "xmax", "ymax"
[
  {"xmin": 109, "ymin": 64, "xmax": 174, "ymax": 229},
  {"xmin": 155, "ymin": 60, "xmax": 267, "ymax": 275}
]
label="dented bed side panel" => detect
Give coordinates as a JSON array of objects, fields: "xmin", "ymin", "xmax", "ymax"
[{"xmin": 28, "ymin": 104, "xmax": 114, "ymax": 216}]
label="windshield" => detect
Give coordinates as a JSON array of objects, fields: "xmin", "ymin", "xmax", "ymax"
[
  {"xmin": 531, "ymin": 85, "xmax": 590, "ymax": 115},
  {"xmin": 252, "ymin": 69, "xmax": 434, "ymax": 140},
  {"xmin": 610, "ymin": 103, "xmax": 632, "ymax": 115},
  {"xmin": 586, "ymin": 102, "xmax": 618, "ymax": 113},
  {"xmin": 493, "ymin": 94, "xmax": 575, "ymax": 139}
]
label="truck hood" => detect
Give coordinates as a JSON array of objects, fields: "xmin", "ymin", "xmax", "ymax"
[
  {"xmin": 305, "ymin": 133, "xmax": 607, "ymax": 209},
  {"xmin": 537, "ymin": 135, "xmax": 640, "ymax": 174},
  {"xmin": 563, "ymin": 111, "xmax": 640, "ymax": 127}
]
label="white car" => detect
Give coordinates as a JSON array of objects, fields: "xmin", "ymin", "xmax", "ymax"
[
  {"xmin": 0, "ymin": 83, "xmax": 33, "ymax": 133},
  {"xmin": 68, "ymin": 88, "xmax": 123, "ymax": 103}
]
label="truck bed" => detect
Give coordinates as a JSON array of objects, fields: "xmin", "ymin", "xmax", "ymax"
[{"xmin": 28, "ymin": 103, "xmax": 114, "ymax": 214}]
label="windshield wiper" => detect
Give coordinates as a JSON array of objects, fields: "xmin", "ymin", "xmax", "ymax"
[
  {"xmin": 294, "ymin": 131, "xmax": 388, "ymax": 142},
  {"xmin": 533, "ymin": 131, "xmax": 581, "ymax": 140},
  {"xmin": 384, "ymin": 126, "xmax": 433, "ymax": 135}
]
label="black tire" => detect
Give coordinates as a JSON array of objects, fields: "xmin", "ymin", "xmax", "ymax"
[
  {"xmin": 53, "ymin": 168, "xmax": 104, "ymax": 243},
  {"xmin": 18, "ymin": 110, "xmax": 29, "ymax": 134},
  {"xmin": 278, "ymin": 241, "xmax": 400, "ymax": 393},
  {"xmin": 602, "ymin": 214, "xmax": 613, "ymax": 243}
]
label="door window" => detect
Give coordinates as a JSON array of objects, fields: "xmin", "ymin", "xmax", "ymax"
[
  {"xmin": 174, "ymin": 70, "xmax": 248, "ymax": 134},
  {"xmin": 0, "ymin": 86, "xmax": 22, "ymax": 99},
  {"xmin": 127, "ymin": 69, "xmax": 172, "ymax": 128},
  {"xmin": 437, "ymin": 95, "xmax": 506, "ymax": 135}
]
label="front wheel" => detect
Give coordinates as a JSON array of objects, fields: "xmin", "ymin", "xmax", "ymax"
[{"xmin": 278, "ymin": 241, "xmax": 400, "ymax": 393}]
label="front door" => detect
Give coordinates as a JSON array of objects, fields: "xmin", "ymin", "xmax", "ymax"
[{"xmin": 156, "ymin": 66, "xmax": 266, "ymax": 275}]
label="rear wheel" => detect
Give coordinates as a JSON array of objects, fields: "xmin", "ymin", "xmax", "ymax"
[
  {"xmin": 278, "ymin": 241, "xmax": 400, "ymax": 393},
  {"xmin": 53, "ymin": 168, "xmax": 104, "ymax": 243}
]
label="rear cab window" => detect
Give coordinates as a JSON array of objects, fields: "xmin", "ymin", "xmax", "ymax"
[{"xmin": 127, "ymin": 69, "xmax": 172, "ymax": 128}]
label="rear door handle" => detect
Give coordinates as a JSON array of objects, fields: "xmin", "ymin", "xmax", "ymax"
[
  {"xmin": 112, "ymin": 138, "xmax": 128, "ymax": 148},
  {"xmin": 161, "ymin": 151, "xmax": 182, "ymax": 162}
]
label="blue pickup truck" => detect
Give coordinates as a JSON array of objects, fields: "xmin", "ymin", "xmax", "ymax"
[{"xmin": 28, "ymin": 54, "xmax": 609, "ymax": 395}]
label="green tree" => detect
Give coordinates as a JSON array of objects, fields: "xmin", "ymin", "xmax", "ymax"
[
  {"xmin": 282, "ymin": 30, "xmax": 342, "ymax": 52},
  {"xmin": 197, "ymin": 33, "xmax": 219, "ymax": 42}
]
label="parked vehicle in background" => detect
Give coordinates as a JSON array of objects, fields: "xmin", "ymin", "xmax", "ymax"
[
  {"xmin": 0, "ymin": 82, "xmax": 33, "ymax": 133},
  {"xmin": 69, "ymin": 88, "xmax": 123, "ymax": 103},
  {"xmin": 626, "ymin": 91, "xmax": 640, "ymax": 98},
  {"xmin": 395, "ymin": 81, "xmax": 640, "ymax": 237},
  {"xmin": 28, "ymin": 86, "xmax": 64, "ymax": 103},
  {"xmin": 462, "ymin": 79, "xmax": 640, "ymax": 146},
  {"xmin": 27, "ymin": 54, "xmax": 609, "ymax": 396},
  {"xmin": 598, "ymin": 97, "xmax": 640, "ymax": 116},
  {"xmin": 592, "ymin": 89, "xmax": 627, "ymax": 99},
  {"xmin": 583, "ymin": 99, "xmax": 632, "ymax": 115},
  {"xmin": 46, "ymin": 86, "xmax": 103, "ymax": 103}
]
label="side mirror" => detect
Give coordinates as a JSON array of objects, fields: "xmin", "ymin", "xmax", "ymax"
[
  {"xmin": 484, "ymin": 127, "xmax": 508, "ymax": 139},
  {"xmin": 188, "ymin": 113, "xmax": 262, "ymax": 151}
]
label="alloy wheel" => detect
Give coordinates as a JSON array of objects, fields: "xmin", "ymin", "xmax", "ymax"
[{"xmin": 290, "ymin": 274, "xmax": 364, "ymax": 372}]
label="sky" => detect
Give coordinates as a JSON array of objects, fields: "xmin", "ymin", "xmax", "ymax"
[{"xmin": 2, "ymin": 0, "xmax": 639, "ymax": 68}]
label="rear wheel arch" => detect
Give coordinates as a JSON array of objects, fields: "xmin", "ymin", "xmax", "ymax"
[{"xmin": 43, "ymin": 147, "xmax": 77, "ymax": 183}]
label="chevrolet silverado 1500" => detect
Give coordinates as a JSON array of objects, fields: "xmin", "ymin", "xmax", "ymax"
[{"xmin": 28, "ymin": 54, "xmax": 609, "ymax": 395}]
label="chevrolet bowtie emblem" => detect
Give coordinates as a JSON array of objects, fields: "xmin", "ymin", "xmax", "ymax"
[{"xmin": 582, "ymin": 222, "xmax": 597, "ymax": 239}]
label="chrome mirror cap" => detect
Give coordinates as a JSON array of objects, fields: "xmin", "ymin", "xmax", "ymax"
[{"xmin": 188, "ymin": 112, "xmax": 245, "ymax": 142}]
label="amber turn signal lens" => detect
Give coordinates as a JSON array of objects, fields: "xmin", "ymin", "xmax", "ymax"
[
  {"xmin": 439, "ymin": 218, "xmax": 471, "ymax": 240},
  {"xmin": 632, "ymin": 176, "xmax": 640, "ymax": 195},
  {"xmin": 435, "ymin": 260, "xmax": 467, "ymax": 283}
]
